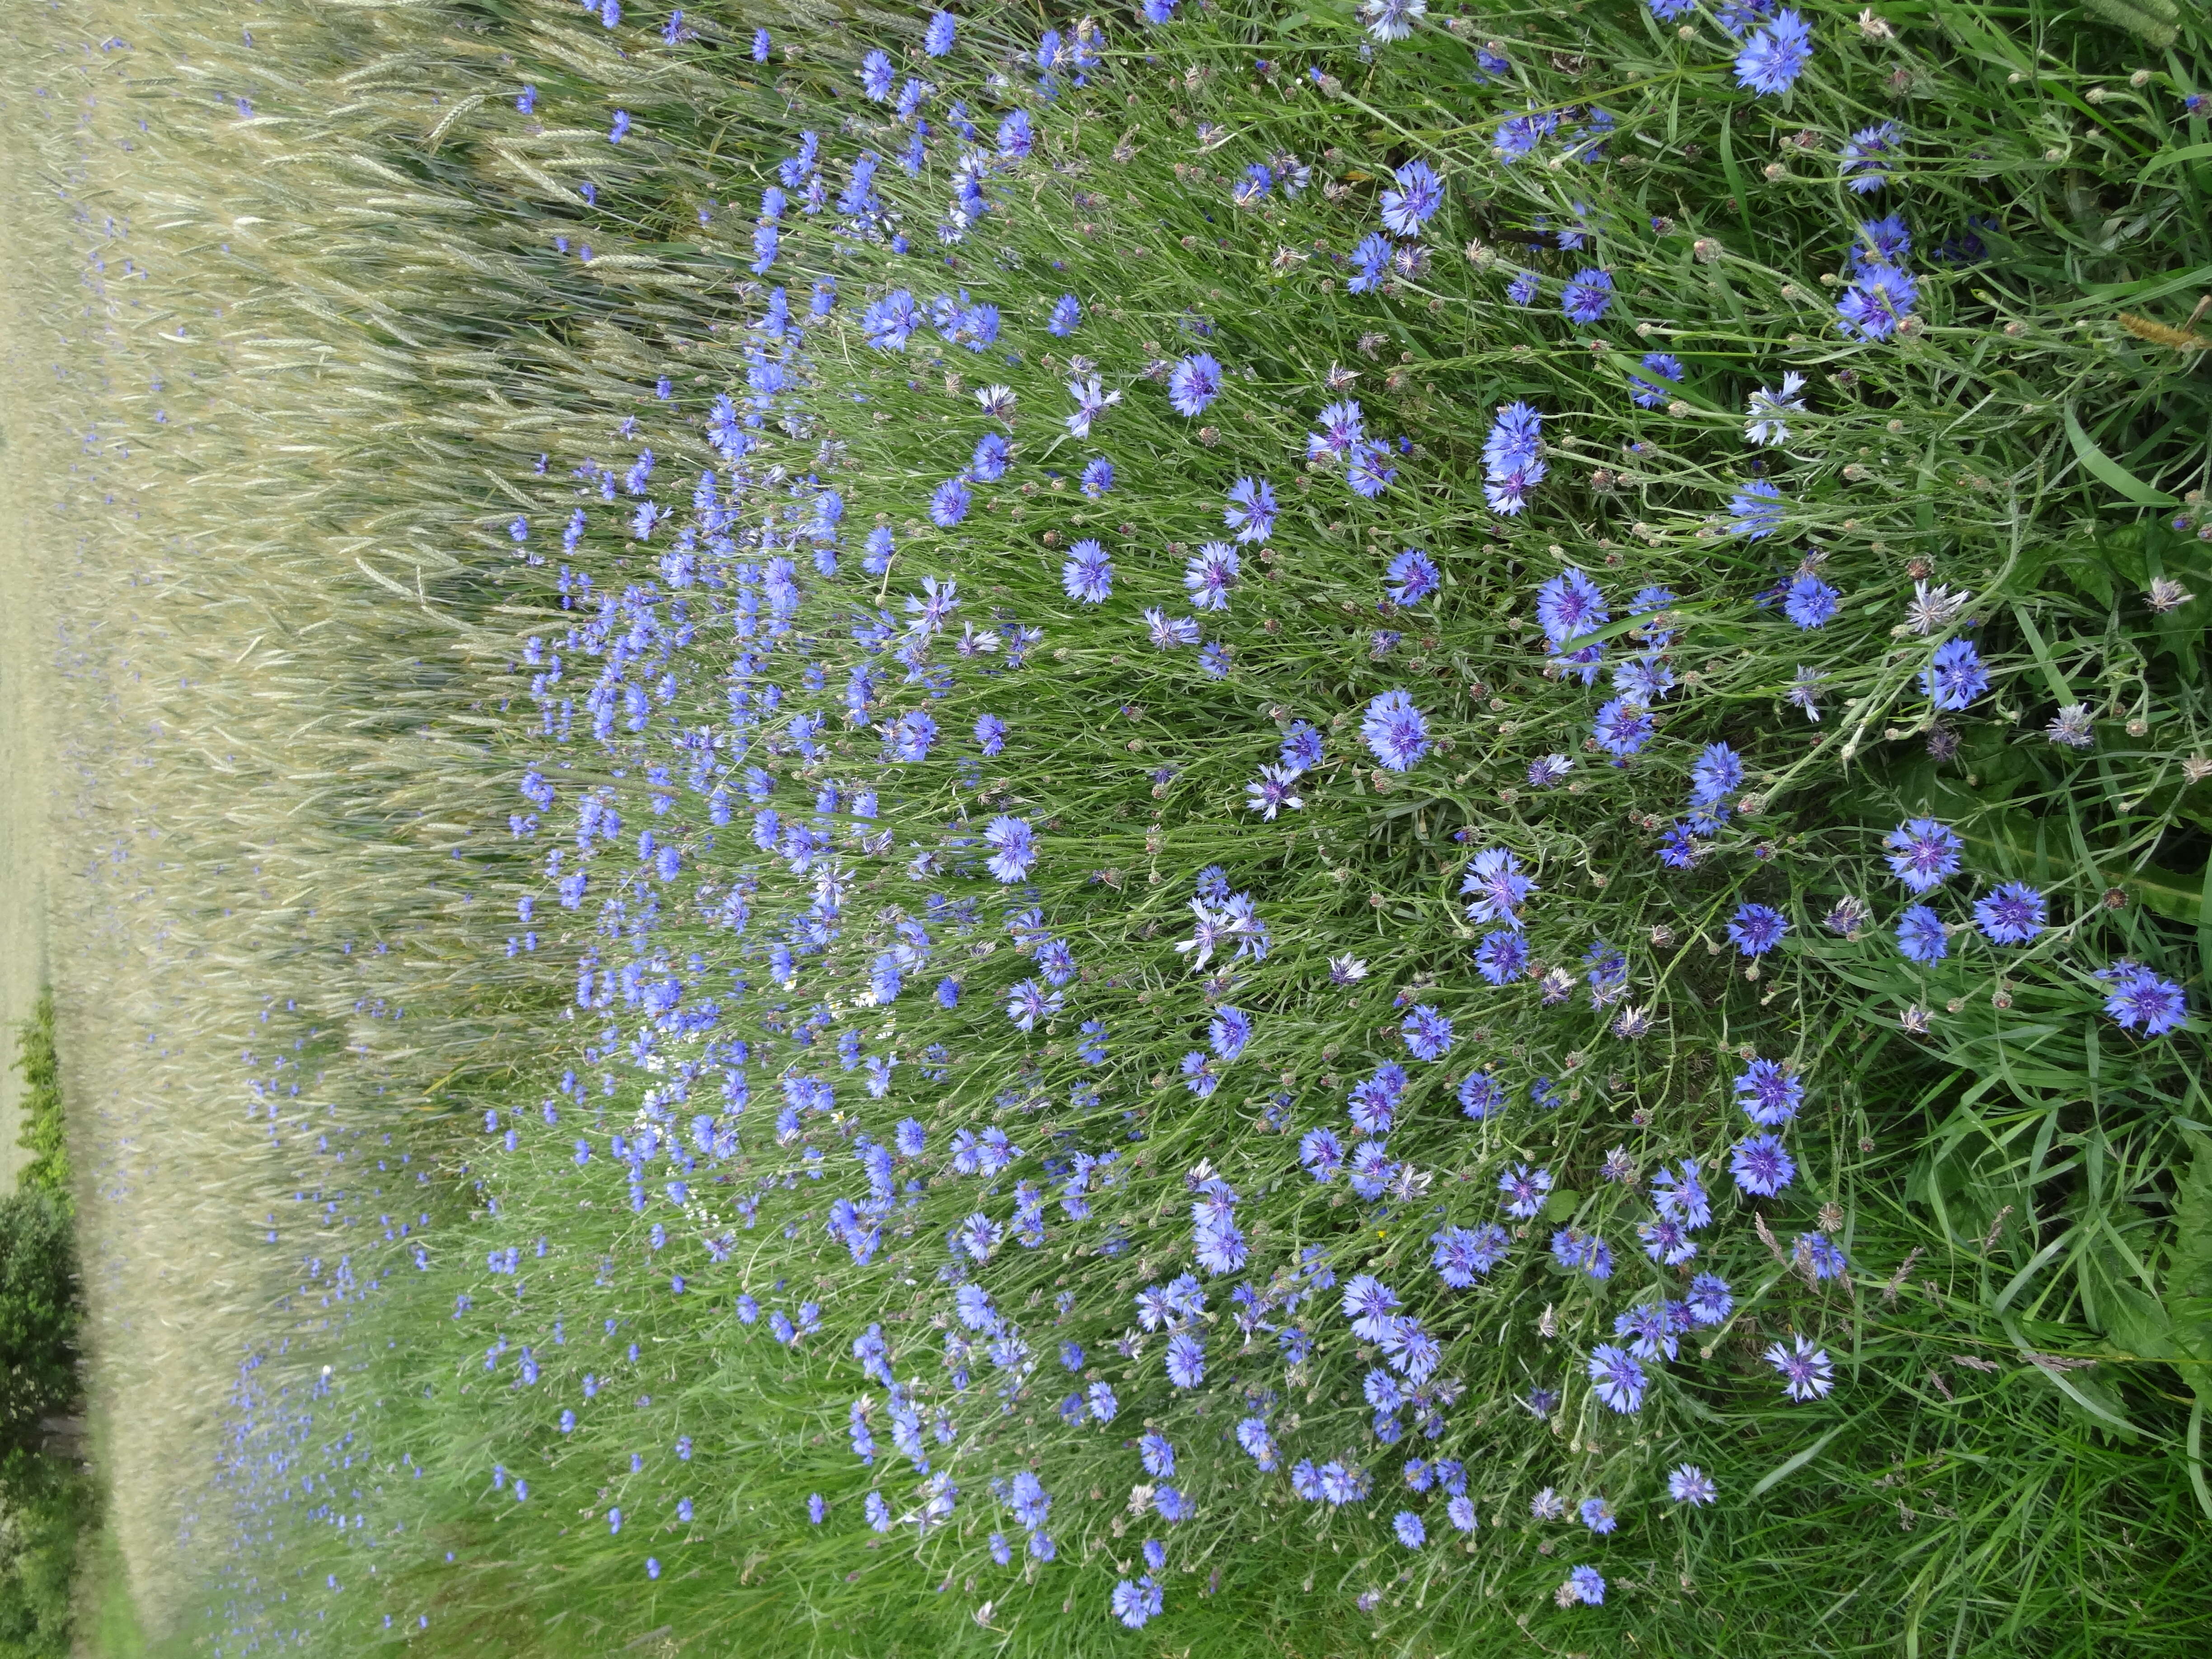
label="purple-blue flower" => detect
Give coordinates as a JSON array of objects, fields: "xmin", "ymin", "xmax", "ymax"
[
  {"xmin": 1735, "ymin": 9, "xmax": 1812, "ymax": 97},
  {"xmin": 2101, "ymin": 963, "xmax": 2188, "ymax": 1036},
  {"xmin": 1379, "ymin": 159, "xmax": 1443, "ymax": 235},
  {"xmin": 1896, "ymin": 904, "xmax": 1948, "ymax": 962},
  {"xmin": 1921, "ymin": 637, "xmax": 1988, "ymax": 710},
  {"xmin": 1783, "ymin": 571, "xmax": 1840, "ymax": 628},
  {"xmin": 1973, "ymin": 882, "xmax": 2045, "ymax": 945},
  {"xmin": 1727, "ymin": 903, "xmax": 1789, "ymax": 956},
  {"xmin": 1167, "ymin": 352, "xmax": 1223, "ymax": 417},
  {"xmin": 1729, "ymin": 1133, "xmax": 1796, "ymax": 1196},
  {"xmin": 1729, "ymin": 480, "xmax": 1786, "ymax": 539},
  {"xmin": 1386, "ymin": 547, "xmax": 1440, "ymax": 604},
  {"xmin": 1360, "ymin": 689, "xmax": 1430, "ymax": 771},
  {"xmin": 1561, "ymin": 267, "xmax": 1614, "ymax": 325},
  {"xmin": 1061, "ymin": 538, "xmax": 1112, "ymax": 603}
]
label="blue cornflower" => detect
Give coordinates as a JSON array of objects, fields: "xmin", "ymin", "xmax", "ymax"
[
  {"xmin": 1386, "ymin": 547, "xmax": 1440, "ymax": 604},
  {"xmin": 1729, "ymin": 480, "xmax": 1786, "ymax": 539},
  {"xmin": 1498, "ymin": 1162, "xmax": 1551, "ymax": 1219},
  {"xmin": 1461, "ymin": 847, "xmax": 1536, "ymax": 927},
  {"xmin": 1578, "ymin": 1496, "xmax": 1617, "ymax": 1535},
  {"xmin": 1079, "ymin": 456, "xmax": 1115, "ymax": 497},
  {"xmin": 1896, "ymin": 904, "xmax": 1948, "ymax": 962},
  {"xmin": 859, "ymin": 50, "xmax": 895, "ymax": 101},
  {"xmin": 1506, "ymin": 268, "xmax": 1539, "ymax": 305},
  {"xmin": 1473, "ymin": 931, "xmax": 1528, "ymax": 985},
  {"xmin": 1346, "ymin": 439, "xmax": 1398, "ymax": 497},
  {"xmin": 1380, "ymin": 159, "xmax": 1443, "ymax": 235},
  {"xmin": 609, "ymin": 109, "xmax": 631, "ymax": 144},
  {"xmin": 1729, "ymin": 1133, "xmax": 1796, "ymax": 1196},
  {"xmin": 1735, "ymin": 9, "xmax": 1812, "ymax": 96},
  {"xmin": 1836, "ymin": 262, "xmax": 1919, "ymax": 340},
  {"xmin": 1884, "ymin": 818, "xmax": 1963, "ymax": 892},
  {"xmin": 982, "ymin": 815, "xmax": 1036, "ymax": 882},
  {"xmin": 1361, "ymin": 689, "xmax": 1430, "ymax": 771},
  {"xmin": 1973, "ymin": 882, "xmax": 2046, "ymax": 944},
  {"xmin": 1184, "ymin": 542, "xmax": 1240, "ymax": 611},
  {"xmin": 1167, "ymin": 352, "xmax": 1223, "ymax": 416},
  {"xmin": 1560, "ymin": 267, "xmax": 1614, "ymax": 324},
  {"xmin": 1593, "ymin": 699, "xmax": 1655, "ymax": 757},
  {"xmin": 1048, "ymin": 292, "xmax": 1081, "ymax": 336},
  {"xmin": 968, "ymin": 431, "xmax": 1009, "ymax": 483},
  {"xmin": 1299, "ymin": 1126, "xmax": 1345, "ymax": 1182},
  {"xmin": 1457, "ymin": 1069, "xmax": 1506, "ymax": 1117},
  {"xmin": 1401, "ymin": 1004, "xmax": 1453, "ymax": 1061},
  {"xmin": 975, "ymin": 713, "xmax": 1008, "ymax": 756},
  {"xmin": 1233, "ymin": 162, "xmax": 1273, "ymax": 208},
  {"xmin": 1840, "ymin": 120, "xmax": 1904, "ymax": 192},
  {"xmin": 1164, "ymin": 1331, "xmax": 1205, "ymax": 1387},
  {"xmin": 1853, "ymin": 214, "xmax": 1912, "ymax": 269},
  {"xmin": 1689, "ymin": 741, "xmax": 1745, "ymax": 808},
  {"xmin": 1209, "ymin": 1006, "xmax": 1252, "ymax": 1061},
  {"xmin": 890, "ymin": 709, "xmax": 938, "ymax": 762},
  {"xmin": 1349, "ymin": 232, "xmax": 1394, "ymax": 295},
  {"xmin": 2102, "ymin": 963, "xmax": 2189, "ymax": 1036},
  {"xmin": 1629, "ymin": 351, "xmax": 1682, "ymax": 408},
  {"xmin": 1060, "ymin": 538, "xmax": 1112, "ymax": 603},
  {"xmin": 1586, "ymin": 1344, "xmax": 1647, "ymax": 1413},
  {"xmin": 998, "ymin": 108, "xmax": 1034, "ymax": 159},
  {"xmin": 930, "ymin": 478, "xmax": 972, "ymax": 527},
  {"xmin": 1224, "ymin": 476, "xmax": 1277, "ymax": 543},
  {"xmin": 1686, "ymin": 1273, "xmax": 1734, "ymax": 1326},
  {"xmin": 1668, "ymin": 1465, "xmax": 1718, "ymax": 1505},
  {"xmin": 1535, "ymin": 566, "xmax": 1605, "ymax": 645},
  {"xmin": 923, "ymin": 9, "xmax": 956, "ymax": 55},
  {"xmin": 1430, "ymin": 1222, "xmax": 1509, "ymax": 1285},
  {"xmin": 1528, "ymin": 753, "xmax": 1574, "ymax": 788},
  {"xmin": 1393, "ymin": 1510, "xmax": 1427, "ymax": 1548},
  {"xmin": 1766, "ymin": 1332, "xmax": 1835, "ymax": 1401},
  {"xmin": 1280, "ymin": 721, "xmax": 1324, "ymax": 773},
  {"xmin": 1728, "ymin": 903, "xmax": 1789, "ymax": 956},
  {"xmin": 1784, "ymin": 571, "xmax": 1840, "ymax": 628},
  {"xmin": 1565, "ymin": 1565, "xmax": 1606, "ymax": 1606},
  {"xmin": 1734, "ymin": 1057, "xmax": 1803, "ymax": 1125},
  {"xmin": 1921, "ymin": 637, "xmax": 1988, "ymax": 710}
]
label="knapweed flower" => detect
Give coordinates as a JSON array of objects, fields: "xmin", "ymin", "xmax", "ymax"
[
  {"xmin": 1973, "ymin": 882, "xmax": 2046, "ymax": 945},
  {"xmin": 1921, "ymin": 637, "xmax": 1988, "ymax": 710},
  {"xmin": 1586, "ymin": 1344, "xmax": 1648, "ymax": 1412},
  {"xmin": 1729, "ymin": 480, "xmax": 1786, "ymax": 539},
  {"xmin": 1061, "ymin": 539, "xmax": 1113, "ymax": 603},
  {"xmin": 1386, "ymin": 547, "xmax": 1440, "ymax": 604},
  {"xmin": 1223, "ymin": 476, "xmax": 1276, "ymax": 543},
  {"xmin": 1730, "ymin": 1133, "xmax": 1796, "ymax": 1196},
  {"xmin": 1167, "ymin": 352, "xmax": 1223, "ymax": 417},
  {"xmin": 2100, "ymin": 962, "xmax": 2189, "ymax": 1036},
  {"xmin": 1380, "ymin": 159, "xmax": 1443, "ymax": 235},
  {"xmin": 1765, "ymin": 1332, "xmax": 1835, "ymax": 1401},
  {"xmin": 1360, "ymin": 689, "xmax": 1431, "ymax": 771},
  {"xmin": 982, "ymin": 815, "xmax": 1037, "ymax": 882},
  {"xmin": 1629, "ymin": 351, "xmax": 1682, "ymax": 408},
  {"xmin": 1735, "ymin": 9, "xmax": 1812, "ymax": 96},
  {"xmin": 1745, "ymin": 370, "xmax": 1809, "ymax": 445},
  {"xmin": 1561, "ymin": 267, "xmax": 1614, "ymax": 324},
  {"xmin": 1668, "ymin": 1465, "xmax": 1718, "ymax": 1506}
]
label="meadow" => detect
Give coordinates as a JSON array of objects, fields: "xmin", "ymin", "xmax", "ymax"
[{"xmin": 3, "ymin": 0, "xmax": 2209, "ymax": 1654}]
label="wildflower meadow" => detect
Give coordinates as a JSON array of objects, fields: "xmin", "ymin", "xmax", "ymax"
[{"xmin": 6, "ymin": 0, "xmax": 2212, "ymax": 1654}]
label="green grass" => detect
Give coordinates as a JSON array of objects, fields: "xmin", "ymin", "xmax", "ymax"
[{"xmin": 5, "ymin": 0, "xmax": 2211, "ymax": 1654}]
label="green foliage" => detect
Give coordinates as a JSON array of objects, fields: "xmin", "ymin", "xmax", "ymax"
[
  {"xmin": 0, "ymin": 1449, "xmax": 89, "ymax": 1659},
  {"xmin": 0, "ymin": 1198, "xmax": 75, "ymax": 1461},
  {"xmin": 9, "ymin": 995, "xmax": 64, "ymax": 1203},
  {"xmin": 10, "ymin": 0, "xmax": 2212, "ymax": 1654}
]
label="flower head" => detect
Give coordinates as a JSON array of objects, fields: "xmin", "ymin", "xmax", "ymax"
[
  {"xmin": 1360, "ymin": 689, "xmax": 1431, "ymax": 771},
  {"xmin": 1167, "ymin": 353, "xmax": 1223, "ymax": 417},
  {"xmin": 1764, "ymin": 1332, "xmax": 1834, "ymax": 1401},
  {"xmin": 1735, "ymin": 9, "xmax": 1813, "ymax": 96}
]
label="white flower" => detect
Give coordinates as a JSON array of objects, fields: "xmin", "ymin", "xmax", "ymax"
[
  {"xmin": 1359, "ymin": 0, "xmax": 1427, "ymax": 43},
  {"xmin": 1744, "ymin": 371, "xmax": 1808, "ymax": 446}
]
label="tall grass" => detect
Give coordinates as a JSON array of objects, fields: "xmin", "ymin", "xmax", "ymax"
[{"xmin": 5, "ymin": 0, "xmax": 2210, "ymax": 1654}]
